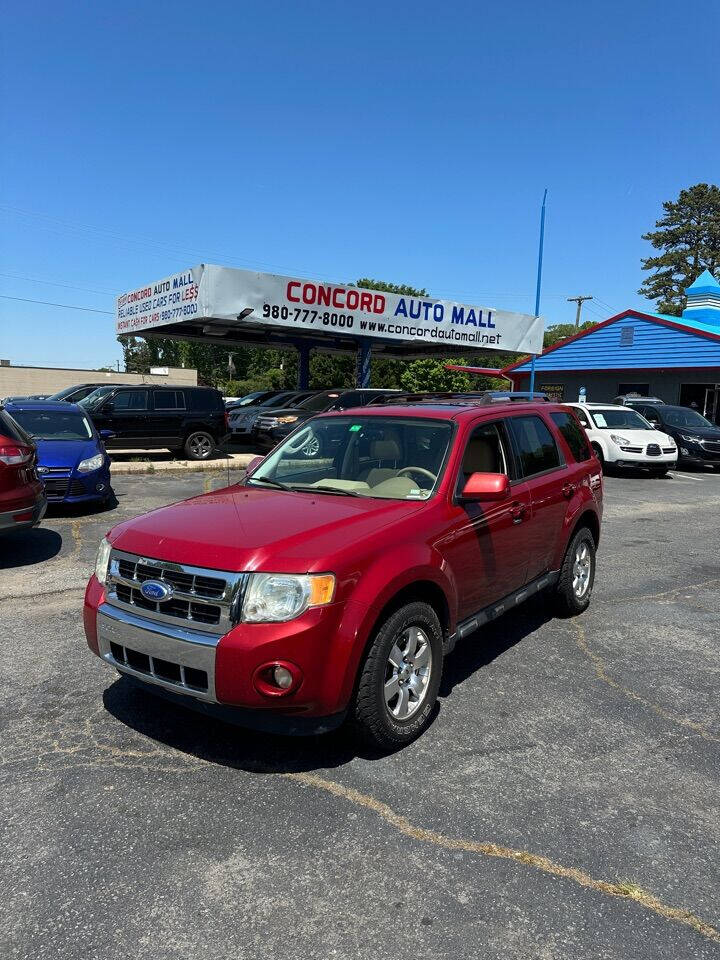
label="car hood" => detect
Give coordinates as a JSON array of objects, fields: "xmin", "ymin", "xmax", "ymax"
[
  {"xmin": 107, "ymin": 484, "xmax": 424, "ymax": 573},
  {"xmin": 664, "ymin": 425, "xmax": 720, "ymax": 440},
  {"xmin": 256, "ymin": 407, "xmax": 316, "ymax": 421},
  {"xmin": 606, "ymin": 429, "xmax": 674, "ymax": 445},
  {"xmin": 34, "ymin": 438, "xmax": 102, "ymax": 471}
]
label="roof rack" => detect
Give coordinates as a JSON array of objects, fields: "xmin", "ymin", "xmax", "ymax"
[{"xmin": 368, "ymin": 390, "xmax": 550, "ymax": 406}]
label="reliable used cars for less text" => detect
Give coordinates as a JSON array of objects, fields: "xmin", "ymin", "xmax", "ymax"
[{"xmin": 84, "ymin": 399, "xmax": 603, "ymax": 747}]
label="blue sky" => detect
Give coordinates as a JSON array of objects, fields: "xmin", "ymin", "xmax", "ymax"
[{"xmin": 1, "ymin": 0, "xmax": 718, "ymax": 369}]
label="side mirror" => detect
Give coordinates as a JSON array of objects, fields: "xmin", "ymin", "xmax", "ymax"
[
  {"xmin": 461, "ymin": 472, "xmax": 510, "ymax": 501},
  {"xmin": 99, "ymin": 429, "xmax": 116, "ymax": 440},
  {"xmin": 246, "ymin": 455, "xmax": 264, "ymax": 475}
]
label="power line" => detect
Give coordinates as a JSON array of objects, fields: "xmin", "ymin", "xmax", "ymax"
[
  {"xmin": 0, "ymin": 272, "xmax": 116, "ymax": 296},
  {"xmin": 0, "ymin": 295, "xmax": 113, "ymax": 314}
]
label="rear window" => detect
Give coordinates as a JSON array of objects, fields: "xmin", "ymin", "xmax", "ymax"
[
  {"xmin": 507, "ymin": 415, "xmax": 562, "ymax": 477},
  {"xmin": 550, "ymin": 411, "xmax": 592, "ymax": 462},
  {"xmin": 188, "ymin": 389, "xmax": 224, "ymax": 412},
  {"xmin": 0, "ymin": 410, "xmax": 30, "ymax": 444}
]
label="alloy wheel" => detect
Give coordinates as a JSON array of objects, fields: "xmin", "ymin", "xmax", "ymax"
[{"xmin": 384, "ymin": 626, "xmax": 432, "ymax": 720}]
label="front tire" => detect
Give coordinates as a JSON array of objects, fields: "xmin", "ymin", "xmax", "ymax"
[
  {"xmin": 554, "ymin": 527, "xmax": 596, "ymax": 616},
  {"xmin": 353, "ymin": 602, "xmax": 443, "ymax": 750},
  {"xmin": 184, "ymin": 431, "xmax": 216, "ymax": 461}
]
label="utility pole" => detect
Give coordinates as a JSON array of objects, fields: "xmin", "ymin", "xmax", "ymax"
[{"xmin": 567, "ymin": 295, "xmax": 593, "ymax": 328}]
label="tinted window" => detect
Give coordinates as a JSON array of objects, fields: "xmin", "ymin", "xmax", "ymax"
[
  {"xmin": 297, "ymin": 392, "xmax": 339, "ymax": 412},
  {"xmin": 660, "ymin": 407, "xmax": 712, "ymax": 429},
  {"xmin": 0, "ymin": 410, "xmax": 29, "ymax": 443},
  {"xmin": 153, "ymin": 389, "xmax": 186, "ymax": 410},
  {"xmin": 336, "ymin": 392, "xmax": 363, "ymax": 409},
  {"xmin": 187, "ymin": 388, "xmax": 223, "ymax": 412},
  {"xmin": 571, "ymin": 406, "xmax": 591, "ymax": 428},
  {"xmin": 508, "ymin": 415, "xmax": 561, "ymax": 477},
  {"xmin": 550, "ymin": 412, "xmax": 591, "ymax": 462},
  {"xmin": 113, "ymin": 390, "xmax": 149, "ymax": 411}
]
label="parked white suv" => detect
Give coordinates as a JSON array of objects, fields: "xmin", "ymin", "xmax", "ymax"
[{"xmin": 567, "ymin": 403, "xmax": 677, "ymax": 476}]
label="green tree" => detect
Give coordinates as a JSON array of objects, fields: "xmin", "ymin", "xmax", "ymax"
[
  {"xmin": 639, "ymin": 183, "xmax": 720, "ymax": 316},
  {"xmin": 543, "ymin": 321, "xmax": 594, "ymax": 349}
]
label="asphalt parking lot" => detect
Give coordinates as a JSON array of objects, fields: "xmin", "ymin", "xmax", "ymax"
[{"xmin": 1, "ymin": 469, "xmax": 719, "ymax": 959}]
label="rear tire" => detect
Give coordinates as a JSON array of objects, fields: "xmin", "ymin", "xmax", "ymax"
[
  {"xmin": 353, "ymin": 601, "xmax": 443, "ymax": 750},
  {"xmin": 553, "ymin": 527, "xmax": 596, "ymax": 616},
  {"xmin": 184, "ymin": 431, "xmax": 215, "ymax": 461}
]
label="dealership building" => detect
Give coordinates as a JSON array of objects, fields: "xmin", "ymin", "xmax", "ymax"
[{"xmin": 504, "ymin": 270, "xmax": 720, "ymax": 425}]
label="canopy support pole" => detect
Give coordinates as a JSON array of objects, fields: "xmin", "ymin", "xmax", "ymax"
[
  {"xmin": 356, "ymin": 338, "xmax": 372, "ymax": 387},
  {"xmin": 297, "ymin": 342, "xmax": 311, "ymax": 389}
]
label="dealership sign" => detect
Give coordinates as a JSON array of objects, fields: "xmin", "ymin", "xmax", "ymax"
[{"xmin": 116, "ymin": 264, "xmax": 544, "ymax": 354}]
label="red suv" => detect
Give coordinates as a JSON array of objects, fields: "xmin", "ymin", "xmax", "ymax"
[
  {"xmin": 84, "ymin": 399, "xmax": 602, "ymax": 748},
  {"xmin": 0, "ymin": 408, "xmax": 46, "ymax": 534}
]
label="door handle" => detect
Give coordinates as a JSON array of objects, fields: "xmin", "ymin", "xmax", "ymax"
[
  {"xmin": 510, "ymin": 501, "xmax": 527, "ymax": 524},
  {"xmin": 562, "ymin": 482, "xmax": 576, "ymax": 499}
]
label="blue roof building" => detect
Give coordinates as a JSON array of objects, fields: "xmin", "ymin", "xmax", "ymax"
[{"xmin": 504, "ymin": 271, "xmax": 720, "ymax": 422}]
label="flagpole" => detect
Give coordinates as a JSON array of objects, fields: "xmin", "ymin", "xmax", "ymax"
[{"xmin": 529, "ymin": 188, "xmax": 547, "ymax": 397}]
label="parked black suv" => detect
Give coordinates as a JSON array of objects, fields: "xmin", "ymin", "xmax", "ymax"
[
  {"xmin": 632, "ymin": 402, "xmax": 720, "ymax": 469},
  {"xmin": 84, "ymin": 385, "xmax": 227, "ymax": 460},
  {"xmin": 48, "ymin": 383, "xmax": 124, "ymax": 404},
  {"xmin": 252, "ymin": 389, "xmax": 399, "ymax": 453}
]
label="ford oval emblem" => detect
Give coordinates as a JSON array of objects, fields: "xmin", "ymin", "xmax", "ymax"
[{"xmin": 140, "ymin": 580, "xmax": 173, "ymax": 602}]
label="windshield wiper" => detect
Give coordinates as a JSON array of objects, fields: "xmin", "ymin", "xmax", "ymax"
[
  {"xmin": 297, "ymin": 484, "xmax": 363, "ymax": 497},
  {"xmin": 246, "ymin": 475, "xmax": 292, "ymax": 491}
]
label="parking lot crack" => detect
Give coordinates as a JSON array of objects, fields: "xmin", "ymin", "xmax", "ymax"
[
  {"xmin": 284, "ymin": 771, "xmax": 720, "ymax": 944},
  {"xmin": 573, "ymin": 623, "xmax": 719, "ymax": 744}
]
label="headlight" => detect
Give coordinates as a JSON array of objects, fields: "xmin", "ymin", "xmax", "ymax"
[
  {"xmin": 95, "ymin": 537, "xmax": 112, "ymax": 584},
  {"xmin": 77, "ymin": 453, "xmax": 105, "ymax": 473},
  {"xmin": 680, "ymin": 434, "xmax": 700, "ymax": 443},
  {"xmin": 275, "ymin": 415, "xmax": 300, "ymax": 424},
  {"xmin": 241, "ymin": 572, "xmax": 335, "ymax": 622},
  {"xmin": 610, "ymin": 434, "xmax": 630, "ymax": 445}
]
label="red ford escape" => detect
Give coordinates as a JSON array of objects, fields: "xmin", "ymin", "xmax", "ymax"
[
  {"xmin": 0, "ymin": 406, "xmax": 46, "ymax": 535},
  {"xmin": 84, "ymin": 398, "xmax": 603, "ymax": 748}
]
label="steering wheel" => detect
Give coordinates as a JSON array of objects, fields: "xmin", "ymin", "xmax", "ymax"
[{"xmin": 396, "ymin": 466, "xmax": 437, "ymax": 484}]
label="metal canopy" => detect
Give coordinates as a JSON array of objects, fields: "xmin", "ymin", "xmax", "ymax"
[{"xmin": 116, "ymin": 264, "xmax": 544, "ymax": 386}]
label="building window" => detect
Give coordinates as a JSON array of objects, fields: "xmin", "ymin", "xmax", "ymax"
[
  {"xmin": 619, "ymin": 326, "xmax": 635, "ymax": 346},
  {"xmin": 617, "ymin": 382, "xmax": 650, "ymax": 397}
]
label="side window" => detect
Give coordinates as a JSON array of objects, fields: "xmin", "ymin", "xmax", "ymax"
[
  {"xmin": 507, "ymin": 415, "xmax": 562, "ymax": 478},
  {"xmin": 336, "ymin": 391, "xmax": 363, "ymax": 409},
  {"xmin": 153, "ymin": 390, "xmax": 186, "ymax": 410},
  {"xmin": 457, "ymin": 421, "xmax": 511, "ymax": 493},
  {"xmin": 550, "ymin": 411, "xmax": 592, "ymax": 462},
  {"xmin": 112, "ymin": 390, "xmax": 149, "ymax": 411},
  {"xmin": 573, "ymin": 406, "xmax": 590, "ymax": 428}
]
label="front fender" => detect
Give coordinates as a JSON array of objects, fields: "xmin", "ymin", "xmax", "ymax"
[{"xmin": 336, "ymin": 544, "xmax": 456, "ymax": 708}]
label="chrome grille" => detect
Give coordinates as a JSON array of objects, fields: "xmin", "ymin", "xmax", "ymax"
[
  {"xmin": 106, "ymin": 548, "xmax": 248, "ymax": 635},
  {"xmin": 646, "ymin": 444, "xmax": 661, "ymax": 456},
  {"xmin": 701, "ymin": 439, "xmax": 720, "ymax": 452},
  {"xmin": 255, "ymin": 416, "xmax": 276, "ymax": 431}
]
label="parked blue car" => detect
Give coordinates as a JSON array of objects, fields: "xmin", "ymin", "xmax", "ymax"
[{"xmin": 4, "ymin": 400, "xmax": 112, "ymax": 506}]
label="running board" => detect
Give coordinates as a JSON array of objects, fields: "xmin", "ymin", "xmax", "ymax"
[{"xmin": 445, "ymin": 570, "xmax": 559, "ymax": 654}]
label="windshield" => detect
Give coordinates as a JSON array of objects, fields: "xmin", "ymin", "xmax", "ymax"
[
  {"xmin": 235, "ymin": 392, "xmax": 272, "ymax": 406},
  {"xmin": 79, "ymin": 387, "xmax": 115, "ymax": 410},
  {"xmin": 10, "ymin": 410, "xmax": 94, "ymax": 441},
  {"xmin": 249, "ymin": 416, "xmax": 453, "ymax": 500},
  {"xmin": 660, "ymin": 407, "xmax": 713, "ymax": 429},
  {"xmin": 49, "ymin": 385, "xmax": 84, "ymax": 401},
  {"xmin": 297, "ymin": 392, "xmax": 340, "ymax": 412},
  {"xmin": 589, "ymin": 408, "xmax": 651, "ymax": 430}
]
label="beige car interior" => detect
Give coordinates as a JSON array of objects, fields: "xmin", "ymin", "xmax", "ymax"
[{"xmin": 308, "ymin": 436, "xmax": 436, "ymax": 498}]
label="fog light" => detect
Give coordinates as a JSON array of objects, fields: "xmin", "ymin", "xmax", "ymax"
[
  {"xmin": 273, "ymin": 666, "xmax": 293, "ymax": 689},
  {"xmin": 252, "ymin": 660, "xmax": 302, "ymax": 697},
  {"xmin": 96, "ymin": 483, "xmax": 106, "ymax": 492},
  {"xmin": 680, "ymin": 447, "xmax": 689, "ymax": 456}
]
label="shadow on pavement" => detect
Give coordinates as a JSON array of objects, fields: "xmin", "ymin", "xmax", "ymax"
[
  {"xmin": 0, "ymin": 527, "xmax": 63, "ymax": 568},
  {"xmin": 440, "ymin": 597, "xmax": 553, "ymax": 697},
  {"xmin": 103, "ymin": 599, "xmax": 552, "ymax": 773},
  {"xmin": 103, "ymin": 678, "xmax": 361, "ymax": 774}
]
